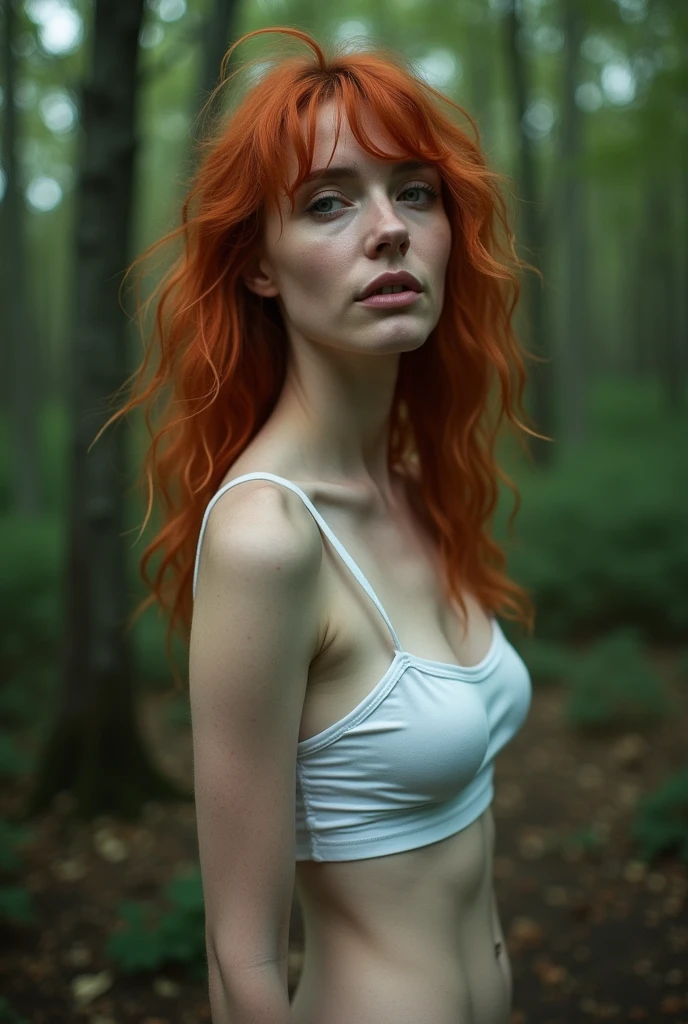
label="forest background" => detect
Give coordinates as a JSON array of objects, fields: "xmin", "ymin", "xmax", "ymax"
[{"xmin": 0, "ymin": 0, "xmax": 687, "ymax": 1021}]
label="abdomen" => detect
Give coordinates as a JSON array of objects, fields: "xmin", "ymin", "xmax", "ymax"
[{"xmin": 292, "ymin": 809, "xmax": 511, "ymax": 1024}]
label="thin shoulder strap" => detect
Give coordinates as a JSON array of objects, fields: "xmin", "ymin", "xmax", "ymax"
[{"xmin": 192, "ymin": 471, "xmax": 403, "ymax": 652}]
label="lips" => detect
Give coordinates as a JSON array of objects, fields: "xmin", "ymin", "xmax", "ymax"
[{"xmin": 357, "ymin": 271, "xmax": 422, "ymax": 301}]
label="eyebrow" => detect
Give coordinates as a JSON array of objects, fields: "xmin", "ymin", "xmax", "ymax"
[{"xmin": 297, "ymin": 160, "xmax": 437, "ymax": 189}]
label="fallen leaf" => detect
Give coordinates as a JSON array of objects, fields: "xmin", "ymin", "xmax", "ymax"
[{"xmin": 71, "ymin": 970, "xmax": 113, "ymax": 1007}]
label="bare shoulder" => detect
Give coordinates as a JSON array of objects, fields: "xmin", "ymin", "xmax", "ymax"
[{"xmin": 199, "ymin": 477, "xmax": 324, "ymax": 583}]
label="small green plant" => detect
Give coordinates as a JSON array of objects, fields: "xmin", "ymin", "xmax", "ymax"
[
  {"xmin": 498, "ymin": 383, "xmax": 688, "ymax": 645},
  {"xmin": 561, "ymin": 825, "xmax": 606, "ymax": 855},
  {"xmin": 164, "ymin": 694, "xmax": 191, "ymax": 729},
  {"xmin": 678, "ymin": 649, "xmax": 688, "ymax": 686},
  {"xmin": 0, "ymin": 819, "xmax": 36, "ymax": 927},
  {"xmin": 564, "ymin": 628, "xmax": 673, "ymax": 734},
  {"xmin": 0, "ymin": 680, "xmax": 39, "ymax": 727},
  {"xmin": 0, "ymin": 734, "xmax": 34, "ymax": 779},
  {"xmin": 0, "ymin": 820, "xmax": 33, "ymax": 873},
  {"xmin": 512, "ymin": 636, "xmax": 572, "ymax": 688},
  {"xmin": 631, "ymin": 767, "xmax": 688, "ymax": 864},
  {"xmin": 133, "ymin": 612, "xmax": 188, "ymax": 695},
  {"xmin": 0, "ymin": 996, "xmax": 29, "ymax": 1024},
  {"xmin": 106, "ymin": 865, "xmax": 207, "ymax": 978},
  {"xmin": 0, "ymin": 887, "xmax": 36, "ymax": 927}
]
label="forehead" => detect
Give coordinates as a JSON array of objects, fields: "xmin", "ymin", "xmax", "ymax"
[{"xmin": 285, "ymin": 99, "xmax": 403, "ymax": 180}]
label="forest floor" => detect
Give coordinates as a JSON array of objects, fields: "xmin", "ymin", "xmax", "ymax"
[{"xmin": 1, "ymin": 642, "xmax": 687, "ymax": 1024}]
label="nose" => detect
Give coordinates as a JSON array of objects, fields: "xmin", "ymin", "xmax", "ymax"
[{"xmin": 364, "ymin": 199, "xmax": 410, "ymax": 257}]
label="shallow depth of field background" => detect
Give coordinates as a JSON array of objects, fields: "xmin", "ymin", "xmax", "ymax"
[{"xmin": 0, "ymin": 0, "xmax": 687, "ymax": 1022}]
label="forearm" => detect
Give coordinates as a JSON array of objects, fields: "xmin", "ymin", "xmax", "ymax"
[{"xmin": 207, "ymin": 959, "xmax": 292, "ymax": 1024}]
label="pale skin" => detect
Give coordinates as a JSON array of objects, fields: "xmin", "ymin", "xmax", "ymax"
[
  {"xmin": 213, "ymin": 99, "xmax": 513, "ymax": 1022},
  {"xmin": 241, "ymin": 98, "xmax": 450, "ymax": 502}
]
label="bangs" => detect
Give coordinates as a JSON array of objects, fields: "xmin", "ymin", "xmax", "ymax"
[{"xmin": 254, "ymin": 64, "xmax": 451, "ymax": 224}]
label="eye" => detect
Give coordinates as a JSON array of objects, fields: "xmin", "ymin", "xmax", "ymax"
[
  {"xmin": 305, "ymin": 181, "xmax": 440, "ymax": 221},
  {"xmin": 305, "ymin": 192, "xmax": 347, "ymax": 218}
]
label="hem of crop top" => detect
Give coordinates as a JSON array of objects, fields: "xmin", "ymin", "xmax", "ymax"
[
  {"xmin": 297, "ymin": 616, "xmax": 504, "ymax": 758},
  {"xmin": 295, "ymin": 766, "xmax": 494, "ymax": 862}
]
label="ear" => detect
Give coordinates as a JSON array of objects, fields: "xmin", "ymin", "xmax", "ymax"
[{"xmin": 241, "ymin": 251, "xmax": 280, "ymax": 299}]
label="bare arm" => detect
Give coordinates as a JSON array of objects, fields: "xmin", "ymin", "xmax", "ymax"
[{"xmin": 189, "ymin": 482, "xmax": 323, "ymax": 1023}]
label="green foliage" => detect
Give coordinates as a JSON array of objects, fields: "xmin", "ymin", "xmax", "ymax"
[
  {"xmin": 0, "ymin": 996, "xmax": 29, "ymax": 1024},
  {"xmin": 0, "ymin": 819, "xmax": 36, "ymax": 929},
  {"xmin": 0, "ymin": 887, "xmax": 37, "ymax": 927},
  {"xmin": 563, "ymin": 627, "xmax": 673, "ymax": 735},
  {"xmin": 0, "ymin": 821, "xmax": 33, "ymax": 873},
  {"xmin": 678, "ymin": 650, "xmax": 688, "ymax": 686},
  {"xmin": 106, "ymin": 865, "xmax": 207, "ymax": 978},
  {"xmin": 500, "ymin": 381, "xmax": 688, "ymax": 643},
  {"xmin": 0, "ymin": 735, "xmax": 35, "ymax": 779},
  {"xmin": 561, "ymin": 825, "xmax": 606, "ymax": 855},
  {"xmin": 164, "ymin": 694, "xmax": 192, "ymax": 729},
  {"xmin": 132, "ymin": 612, "xmax": 187, "ymax": 694},
  {"xmin": 0, "ymin": 514, "xmax": 61, "ymax": 660},
  {"xmin": 0, "ymin": 509, "xmax": 61, "ymax": 737},
  {"xmin": 509, "ymin": 635, "xmax": 572, "ymax": 687},
  {"xmin": 0, "ymin": 680, "xmax": 42, "ymax": 728},
  {"xmin": 631, "ymin": 767, "xmax": 688, "ymax": 864}
]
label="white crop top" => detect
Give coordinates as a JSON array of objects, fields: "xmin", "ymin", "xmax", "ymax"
[{"xmin": 193, "ymin": 471, "xmax": 532, "ymax": 863}]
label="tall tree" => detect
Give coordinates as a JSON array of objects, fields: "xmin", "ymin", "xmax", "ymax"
[
  {"xmin": 558, "ymin": 0, "xmax": 588, "ymax": 445},
  {"xmin": 197, "ymin": 0, "xmax": 241, "ymax": 119},
  {"xmin": 464, "ymin": 0, "xmax": 496, "ymax": 159},
  {"xmin": 26, "ymin": 0, "xmax": 188, "ymax": 819},
  {"xmin": 503, "ymin": 0, "xmax": 554, "ymax": 466},
  {"xmin": 0, "ymin": 0, "xmax": 43, "ymax": 514},
  {"xmin": 647, "ymin": 172, "xmax": 682, "ymax": 408}
]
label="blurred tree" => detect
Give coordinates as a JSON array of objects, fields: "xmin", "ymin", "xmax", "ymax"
[
  {"xmin": 646, "ymin": 171, "xmax": 682, "ymax": 408},
  {"xmin": 465, "ymin": 9, "xmax": 496, "ymax": 160},
  {"xmin": 197, "ymin": 0, "xmax": 240, "ymax": 120},
  {"xmin": 183, "ymin": 0, "xmax": 241, "ymax": 184},
  {"xmin": 0, "ymin": 0, "xmax": 43, "ymax": 514},
  {"xmin": 503, "ymin": 0, "xmax": 554, "ymax": 467},
  {"xmin": 558, "ymin": 0, "xmax": 588, "ymax": 446},
  {"xmin": 26, "ymin": 0, "xmax": 189, "ymax": 820}
]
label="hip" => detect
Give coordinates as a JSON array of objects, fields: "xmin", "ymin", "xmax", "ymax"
[{"xmin": 289, "ymin": 922, "xmax": 511, "ymax": 1024}]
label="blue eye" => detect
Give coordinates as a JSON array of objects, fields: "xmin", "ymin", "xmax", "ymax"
[{"xmin": 305, "ymin": 182, "xmax": 440, "ymax": 220}]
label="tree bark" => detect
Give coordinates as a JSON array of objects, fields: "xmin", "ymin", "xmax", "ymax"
[
  {"xmin": 0, "ymin": 0, "xmax": 43, "ymax": 515},
  {"xmin": 558, "ymin": 0, "xmax": 587, "ymax": 446},
  {"xmin": 190, "ymin": 0, "xmax": 241, "ymax": 148},
  {"xmin": 26, "ymin": 0, "xmax": 189, "ymax": 820},
  {"xmin": 503, "ymin": 1, "xmax": 554, "ymax": 466},
  {"xmin": 647, "ymin": 174, "xmax": 683, "ymax": 409}
]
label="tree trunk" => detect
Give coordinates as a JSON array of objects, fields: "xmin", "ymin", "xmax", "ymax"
[
  {"xmin": 503, "ymin": 1, "xmax": 554, "ymax": 467},
  {"xmin": 465, "ymin": 7, "xmax": 496, "ymax": 160},
  {"xmin": 0, "ymin": 0, "xmax": 43, "ymax": 515},
  {"xmin": 197, "ymin": 0, "xmax": 241, "ymax": 113},
  {"xmin": 648, "ymin": 174, "xmax": 683, "ymax": 410},
  {"xmin": 25, "ymin": 0, "xmax": 189, "ymax": 821},
  {"xmin": 558, "ymin": 0, "xmax": 587, "ymax": 446}
]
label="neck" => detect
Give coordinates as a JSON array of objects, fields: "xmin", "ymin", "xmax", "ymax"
[{"xmin": 267, "ymin": 347, "xmax": 400, "ymax": 494}]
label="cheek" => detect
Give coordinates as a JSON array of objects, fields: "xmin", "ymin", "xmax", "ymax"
[
  {"xmin": 281, "ymin": 236, "xmax": 353, "ymax": 300},
  {"xmin": 413, "ymin": 209, "xmax": 451, "ymax": 272},
  {"xmin": 430, "ymin": 216, "xmax": 452, "ymax": 276}
]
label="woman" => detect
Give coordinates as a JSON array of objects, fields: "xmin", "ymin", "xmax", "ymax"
[{"xmin": 108, "ymin": 25, "xmax": 541, "ymax": 1024}]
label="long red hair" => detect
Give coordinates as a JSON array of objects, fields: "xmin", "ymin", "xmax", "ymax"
[{"xmin": 96, "ymin": 26, "xmax": 544, "ymax": 688}]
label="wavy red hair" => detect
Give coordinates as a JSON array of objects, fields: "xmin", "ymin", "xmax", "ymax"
[{"xmin": 95, "ymin": 26, "xmax": 545, "ymax": 690}]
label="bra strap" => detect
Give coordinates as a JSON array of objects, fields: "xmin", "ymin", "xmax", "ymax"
[{"xmin": 193, "ymin": 471, "xmax": 404, "ymax": 652}]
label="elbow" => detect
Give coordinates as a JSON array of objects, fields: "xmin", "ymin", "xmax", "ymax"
[{"xmin": 206, "ymin": 943, "xmax": 291, "ymax": 1024}]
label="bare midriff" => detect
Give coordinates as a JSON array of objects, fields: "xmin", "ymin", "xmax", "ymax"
[{"xmin": 291, "ymin": 807, "xmax": 512, "ymax": 1024}]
